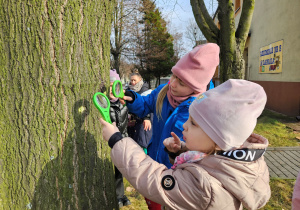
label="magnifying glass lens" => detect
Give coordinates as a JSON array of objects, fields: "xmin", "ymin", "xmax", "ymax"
[
  {"xmin": 115, "ymin": 83, "xmax": 121, "ymax": 95},
  {"xmin": 96, "ymin": 95, "xmax": 108, "ymax": 108},
  {"xmin": 112, "ymin": 80, "xmax": 124, "ymax": 99}
]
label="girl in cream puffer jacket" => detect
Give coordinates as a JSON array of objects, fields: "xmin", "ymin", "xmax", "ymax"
[{"xmin": 100, "ymin": 79, "xmax": 271, "ymax": 210}]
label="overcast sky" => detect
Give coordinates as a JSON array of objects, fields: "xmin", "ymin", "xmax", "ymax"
[{"xmin": 154, "ymin": 0, "xmax": 217, "ymax": 55}]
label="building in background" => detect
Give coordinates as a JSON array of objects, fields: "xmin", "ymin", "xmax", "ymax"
[
  {"xmin": 150, "ymin": 75, "xmax": 171, "ymax": 88},
  {"xmin": 214, "ymin": 0, "xmax": 300, "ymax": 117}
]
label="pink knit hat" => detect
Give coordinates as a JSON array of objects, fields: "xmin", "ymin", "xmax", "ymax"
[
  {"xmin": 189, "ymin": 79, "xmax": 267, "ymax": 151},
  {"xmin": 110, "ymin": 69, "xmax": 120, "ymax": 82},
  {"xmin": 171, "ymin": 43, "xmax": 219, "ymax": 93}
]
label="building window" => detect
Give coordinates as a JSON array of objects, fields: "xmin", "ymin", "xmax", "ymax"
[{"xmin": 235, "ymin": 0, "xmax": 241, "ymax": 13}]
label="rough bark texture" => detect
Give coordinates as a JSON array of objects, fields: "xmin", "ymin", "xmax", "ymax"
[
  {"xmin": 191, "ymin": 0, "xmax": 255, "ymax": 82},
  {"xmin": 0, "ymin": 0, "xmax": 117, "ymax": 209}
]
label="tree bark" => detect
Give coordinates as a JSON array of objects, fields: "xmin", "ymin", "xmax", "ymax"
[{"xmin": 0, "ymin": 0, "xmax": 117, "ymax": 209}]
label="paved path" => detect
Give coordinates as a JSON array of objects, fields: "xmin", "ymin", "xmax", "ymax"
[{"xmin": 265, "ymin": 147, "xmax": 300, "ymax": 179}]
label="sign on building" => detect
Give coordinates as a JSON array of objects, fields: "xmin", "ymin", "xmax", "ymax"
[{"xmin": 259, "ymin": 40, "xmax": 283, "ymax": 73}]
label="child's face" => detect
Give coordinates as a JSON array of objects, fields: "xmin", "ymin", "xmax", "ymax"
[
  {"xmin": 182, "ymin": 116, "xmax": 216, "ymax": 153},
  {"xmin": 130, "ymin": 75, "xmax": 141, "ymax": 86},
  {"xmin": 109, "ymin": 82, "xmax": 117, "ymax": 100},
  {"xmin": 169, "ymin": 75, "xmax": 194, "ymax": 97}
]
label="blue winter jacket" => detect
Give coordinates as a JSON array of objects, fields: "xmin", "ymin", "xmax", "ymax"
[{"xmin": 126, "ymin": 84, "xmax": 195, "ymax": 168}]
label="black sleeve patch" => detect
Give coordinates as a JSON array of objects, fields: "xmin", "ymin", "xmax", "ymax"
[{"xmin": 161, "ymin": 175, "xmax": 175, "ymax": 191}]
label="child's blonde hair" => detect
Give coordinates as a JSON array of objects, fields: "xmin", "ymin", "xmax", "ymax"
[{"xmin": 156, "ymin": 84, "xmax": 169, "ymax": 119}]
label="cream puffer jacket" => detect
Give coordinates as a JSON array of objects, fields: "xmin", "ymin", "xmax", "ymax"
[{"xmin": 110, "ymin": 133, "xmax": 271, "ymax": 210}]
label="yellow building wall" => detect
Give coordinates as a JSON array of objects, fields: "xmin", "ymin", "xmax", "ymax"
[{"xmin": 245, "ymin": 0, "xmax": 300, "ymax": 82}]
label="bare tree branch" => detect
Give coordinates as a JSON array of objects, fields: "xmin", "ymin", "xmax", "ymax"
[
  {"xmin": 190, "ymin": 0, "xmax": 219, "ymax": 43},
  {"xmin": 197, "ymin": 0, "xmax": 219, "ymax": 35},
  {"xmin": 185, "ymin": 18, "xmax": 206, "ymax": 47},
  {"xmin": 235, "ymin": 0, "xmax": 255, "ymax": 52}
]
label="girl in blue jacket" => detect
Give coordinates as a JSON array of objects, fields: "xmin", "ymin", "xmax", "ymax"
[
  {"xmin": 124, "ymin": 43, "xmax": 220, "ymax": 169},
  {"xmin": 123, "ymin": 43, "xmax": 220, "ymax": 209}
]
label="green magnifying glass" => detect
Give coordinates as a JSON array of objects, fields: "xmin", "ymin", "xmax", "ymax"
[
  {"xmin": 112, "ymin": 80, "xmax": 125, "ymax": 99},
  {"xmin": 93, "ymin": 92, "xmax": 112, "ymax": 124}
]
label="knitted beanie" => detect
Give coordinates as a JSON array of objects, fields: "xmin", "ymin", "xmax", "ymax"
[
  {"xmin": 189, "ymin": 79, "xmax": 267, "ymax": 151},
  {"xmin": 171, "ymin": 43, "xmax": 219, "ymax": 93},
  {"xmin": 110, "ymin": 69, "xmax": 120, "ymax": 82}
]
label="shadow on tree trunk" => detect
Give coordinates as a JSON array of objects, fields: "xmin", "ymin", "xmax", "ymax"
[{"xmin": 31, "ymin": 99, "xmax": 116, "ymax": 209}]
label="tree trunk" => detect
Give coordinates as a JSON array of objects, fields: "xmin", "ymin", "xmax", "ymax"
[
  {"xmin": 219, "ymin": 47, "xmax": 245, "ymax": 81},
  {"xmin": 191, "ymin": 0, "xmax": 255, "ymax": 82},
  {"xmin": 112, "ymin": 50, "xmax": 121, "ymax": 74},
  {"xmin": 0, "ymin": 1, "xmax": 117, "ymax": 209},
  {"xmin": 217, "ymin": 0, "xmax": 247, "ymax": 81},
  {"xmin": 111, "ymin": 0, "xmax": 124, "ymax": 76}
]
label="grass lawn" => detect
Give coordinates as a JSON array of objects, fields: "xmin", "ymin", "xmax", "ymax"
[
  {"xmin": 121, "ymin": 109, "xmax": 300, "ymax": 209},
  {"xmin": 261, "ymin": 178, "xmax": 296, "ymax": 210},
  {"xmin": 122, "ymin": 179, "xmax": 148, "ymax": 210},
  {"xmin": 254, "ymin": 109, "xmax": 299, "ymax": 147}
]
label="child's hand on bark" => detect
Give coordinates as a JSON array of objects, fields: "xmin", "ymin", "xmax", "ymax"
[{"xmin": 163, "ymin": 132, "xmax": 181, "ymax": 153}]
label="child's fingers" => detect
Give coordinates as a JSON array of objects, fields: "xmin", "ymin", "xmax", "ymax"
[
  {"xmin": 163, "ymin": 137, "xmax": 181, "ymax": 153},
  {"xmin": 147, "ymin": 123, "xmax": 150, "ymax": 130},
  {"xmin": 122, "ymin": 96, "xmax": 133, "ymax": 101},
  {"xmin": 172, "ymin": 144, "xmax": 181, "ymax": 150},
  {"xmin": 163, "ymin": 137, "xmax": 172, "ymax": 147},
  {"xmin": 100, "ymin": 118, "xmax": 116, "ymax": 129},
  {"xmin": 99, "ymin": 118, "xmax": 106, "ymax": 125},
  {"xmin": 171, "ymin": 132, "xmax": 181, "ymax": 145},
  {"xmin": 148, "ymin": 123, "xmax": 152, "ymax": 130},
  {"xmin": 100, "ymin": 119, "xmax": 120, "ymax": 142}
]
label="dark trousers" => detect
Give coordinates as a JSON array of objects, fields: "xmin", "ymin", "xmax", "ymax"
[
  {"xmin": 127, "ymin": 126, "xmax": 135, "ymax": 140},
  {"xmin": 114, "ymin": 165, "xmax": 124, "ymax": 199}
]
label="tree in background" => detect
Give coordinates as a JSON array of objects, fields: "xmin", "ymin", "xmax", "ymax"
[
  {"xmin": 171, "ymin": 31, "xmax": 185, "ymax": 61},
  {"xmin": 185, "ymin": 18, "xmax": 206, "ymax": 48},
  {"xmin": 137, "ymin": 0, "xmax": 176, "ymax": 87},
  {"xmin": 191, "ymin": 0, "xmax": 254, "ymax": 82},
  {"xmin": 0, "ymin": 1, "xmax": 117, "ymax": 209},
  {"xmin": 120, "ymin": 59, "xmax": 136, "ymax": 84},
  {"xmin": 110, "ymin": 0, "xmax": 139, "ymax": 77},
  {"xmin": 111, "ymin": 0, "xmax": 125, "ymax": 75}
]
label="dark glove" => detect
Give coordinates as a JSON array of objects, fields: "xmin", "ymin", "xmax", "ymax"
[{"xmin": 124, "ymin": 90, "xmax": 135, "ymax": 103}]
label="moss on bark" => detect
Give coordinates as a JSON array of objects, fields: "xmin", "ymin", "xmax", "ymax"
[{"xmin": 0, "ymin": 0, "xmax": 117, "ymax": 209}]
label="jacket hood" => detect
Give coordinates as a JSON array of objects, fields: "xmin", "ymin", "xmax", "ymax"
[
  {"xmin": 142, "ymin": 81, "xmax": 149, "ymax": 88},
  {"xmin": 201, "ymin": 133, "xmax": 271, "ymax": 209},
  {"xmin": 138, "ymin": 81, "xmax": 150, "ymax": 94}
]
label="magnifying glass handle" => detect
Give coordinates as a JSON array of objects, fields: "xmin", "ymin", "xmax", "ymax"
[
  {"xmin": 100, "ymin": 109, "xmax": 112, "ymax": 124},
  {"xmin": 105, "ymin": 116, "xmax": 112, "ymax": 124}
]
